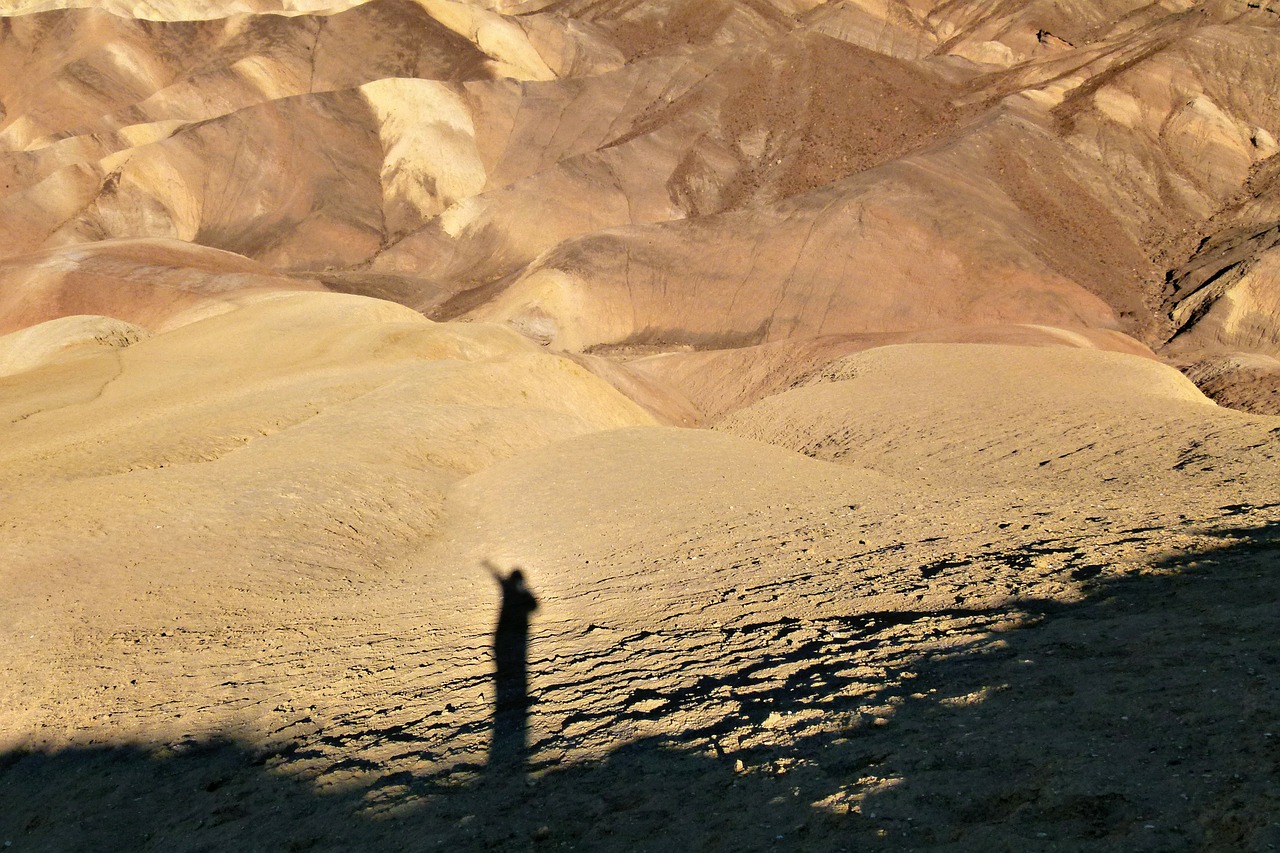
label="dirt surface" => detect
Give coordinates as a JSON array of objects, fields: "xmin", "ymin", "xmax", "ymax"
[{"xmin": 2, "ymin": 1, "xmax": 1280, "ymax": 851}]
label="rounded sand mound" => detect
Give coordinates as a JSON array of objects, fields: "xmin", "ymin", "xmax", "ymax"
[
  {"xmin": 0, "ymin": 314, "xmax": 149, "ymax": 377},
  {"xmin": 716, "ymin": 343, "xmax": 1270, "ymax": 490},
  {"xmin": 0, "ymin": 238, "xmax": 326, "ymax": 335}
]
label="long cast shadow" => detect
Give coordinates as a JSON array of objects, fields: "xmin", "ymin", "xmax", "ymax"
[
  {"xmin": 3, "ymin": 521, "xmax": 1278, "ymax": 850},
  {"xmin": 485, "ymin": 561, "xmax": 538, "ymax": 773}
]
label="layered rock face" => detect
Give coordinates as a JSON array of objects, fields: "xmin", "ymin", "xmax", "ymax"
[
  {"xmin": 1, "ymin": 3, "xmax": 1279, "ymax": 851},
  {"xmin": 1, "ymin": 0, "xmax": 1278, "ymax": 408}
]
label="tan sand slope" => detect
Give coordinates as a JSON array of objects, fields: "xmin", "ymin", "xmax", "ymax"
[
  {"xmin": 0, "ymin": 238, "xmax": 326, "ymax": 336},
  {"xmin": 0, "ymin": 1, "xmax": 492, "ymax": 155},
  {"xmin": 718, "ymin": 343, "xmax": 1278, "ymax": 490},
  {"xmin": 0, "ymin": 290, "xmax": 654, "ymax": 741},
  {"xmin": 616, "ymin": 323, "xmax": 1156, "ymax": 425},
  {"xmin": 0, "ymin": 1, "xmax": 366, "ymax": 17},
  {"xmin": 3, "ymin": 2, "xmax": 1280, "ymax": 850},
  {"xmin": 466, "ymin": 140, "xmax": 1132, "ymax": 351},
  {"xmin": 6, "ymin": 327, "xmax": 1277, "ymax": 850},
  {"xmin": 0, "ymin": 313, "xmax": 150, "ymax": 377}
]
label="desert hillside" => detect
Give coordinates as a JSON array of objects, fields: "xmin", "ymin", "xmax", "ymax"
[{"xmin": 1, "ymin": 2, "xmax": 1278, "ymax": 851}]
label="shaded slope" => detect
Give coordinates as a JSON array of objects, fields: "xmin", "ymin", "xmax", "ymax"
[{"xmin": 5, "ymin": 525, "xmax": 1280, "ymax": 853}]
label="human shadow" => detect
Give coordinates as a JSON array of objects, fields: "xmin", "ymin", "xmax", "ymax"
[
  {"xmin": 3, "ymin": 520, "xmax": 1278, "ymax": 851},
  {"xmin": 485, "ymin": 560, "xmax": 539, "ymax": 773}
]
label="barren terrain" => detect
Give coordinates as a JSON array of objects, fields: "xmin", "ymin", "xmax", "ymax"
[{"xmin": 1, "ymin": 1, "xmax": 1278, "ymax": 850}]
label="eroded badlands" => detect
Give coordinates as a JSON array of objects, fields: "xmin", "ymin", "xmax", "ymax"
[{"xmin": 1, "ymin": 1, "xmax": 1278, "ymax": 850}]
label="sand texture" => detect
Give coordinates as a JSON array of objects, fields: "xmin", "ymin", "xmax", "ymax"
[{"xmin": 2, "ymin": 1, "xmax": 1279, "ymax": 850}]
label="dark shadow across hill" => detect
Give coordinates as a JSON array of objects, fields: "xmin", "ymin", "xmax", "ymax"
[{"xmin": 2, "ymin": 523, "xmax": 1277, "ymax": 852}]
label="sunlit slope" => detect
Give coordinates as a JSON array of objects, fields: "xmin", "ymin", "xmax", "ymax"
[
  {"xmin": 466, "ymin": 134, "xmax": 1133, "ymax": 350},
  {"xmin": 619, "ymin": 324, "xmax": 1156, "ymax": 425},
  {"xmin": 0, "ymin": 1, "xmax": 494, "ymax": 154},
  {"xmin": 309, "ymin": 340, "xmax": 1280, "ymax": 775},
  {"xmin": 0, "ymin": 67, "xmax": 705, "ymax": 270},
  {"xmin": 1, "ymin": 295, "xmax": 1277, "ymax": 824},
  {"xmin": 446, "ymin": 343, "xmax": 1280, "ymax": 602},
  {"xmin": 0, "ymin": 2, "xmax": 364, "ymax": 17},
  {"xmin": 0, "ymin": 238, "xmax": 327, "ymax": 337},
  {"xmin": 0, "ymin": 3, "xmax": 1278, "ymax": 846},
  {"xmin": 0, "ymin": 291, "xmax": 654, "ymax": 742},
  {"xmin": 718, "ymin": 343, "xmax": 1280, "ymax": 490},
  {"xmin": 2, "ymin": 1, "xmax": 1278, "ymax": 384}
]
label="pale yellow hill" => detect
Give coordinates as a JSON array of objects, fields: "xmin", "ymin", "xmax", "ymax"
[
  {"xmin": 616, "ymin": 324, "xmax": 1155, "ymax": 425},
  {"xmin": 173, "ymin": 339, "xmax": 1278, "ymax": 803},
  {"xmin": 0, "ymin": 291, "xmax": 654, "ymax": 743},
  {"xmin": 0, "ymin": 314, "xmax": 150, "ymax": 377},
  {"xmin": 2, "ymin": 309, "xmax": 1278, "ymax": 849},
  {"xmin": 718, "ymin": 343, "xmax": 1278, "ymax": 491}
]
